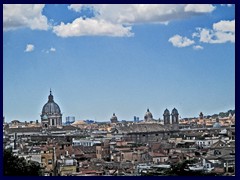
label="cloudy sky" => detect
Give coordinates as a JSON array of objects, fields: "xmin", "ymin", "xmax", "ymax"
[{"xmin": 3, "ymin": 4, "xmax": 235, "ymax": 122}]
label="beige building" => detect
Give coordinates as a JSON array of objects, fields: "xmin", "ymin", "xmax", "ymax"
[
  {"xmin": 41, "ymin": 147, "xmax": 54, "ymax": 176},
  {"xmin": 57, "ymin": 158, "xmax": 77, "ymax": 176}
]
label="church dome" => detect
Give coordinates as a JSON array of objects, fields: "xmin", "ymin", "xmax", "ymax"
[
  {"xmin": 163, "ymin": 109, "xmax": 170, "ymax": 115},
  {"xmin": 42, "ymin": 90, "xmax": 61, "ymax": 114},
  {"xmin": 144, "ymin": 109, "xmax": 153, "ymax": 119},
  {"xmin": 111, "ymin": 113, "xmax": 117, "ymax": 120},
  {"xmin": 213, "ymin": 122, "xmax": 221, "ymax": 128},
  {"xmin": 171, "ymin": 108, "xmax": 179, "ymax": 115},
  {"xmin": 110, "ymin": 113, "xmax": 118, "ymax": 123}
]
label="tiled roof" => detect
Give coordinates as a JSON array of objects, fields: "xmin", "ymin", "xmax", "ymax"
[
  {"xmin": 210, "ymin": 140, "xmax": 227, "ymax": 149},
  {"xmin": 116, "ymin": 124, "xmax": 165, "ymax": 133},
  {"xmin": 50, "ymin": 125, "xmax": 80, "ymax": 131},
  {"xmin": 149, "ymin": 152, "xmax": 167, "ymax": 157},
  {"xmin": 7, "ymin": 127, "xmax": 42, "ymax": 133}
]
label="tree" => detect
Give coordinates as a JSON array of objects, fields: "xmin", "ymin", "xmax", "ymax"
[
  {"xmin": 3, "ymin": 149, "xmax": 43, "ymax": 176},
  {"xmin": 161, "ymin": 159, "xmax": 219, "ymax": 176}
]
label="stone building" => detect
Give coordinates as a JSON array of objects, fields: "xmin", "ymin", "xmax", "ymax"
[
  {"xmin": 41, "ymin": 90, "xmax": 62, "ymax": 128},
  {"xmin": 114, "ymin": 124, "xmax": 172, "ymax": 143},
  {"xmin": 171, "ymin": 108, "xmax": 179, "ymax": 130},
  {"xmin": 163, "ymin": 109, "xmax": 171, "ymax": 129}
]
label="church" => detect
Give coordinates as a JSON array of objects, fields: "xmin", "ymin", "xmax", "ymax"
[
  {"xmin": 143, "ymin": 108, "xmax": 180, "ymax": 130},
  {"xmin": 41, "ymin": 90, "xmax": 62, "ymax": 128}
]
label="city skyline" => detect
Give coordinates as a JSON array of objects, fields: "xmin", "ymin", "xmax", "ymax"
[{"xmin": 3, "ymin": 4, "xmax": 235, "ymax": 122}]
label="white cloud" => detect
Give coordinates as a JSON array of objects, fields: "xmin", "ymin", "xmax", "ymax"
[
  {"xmin": 184, "ymin": 4, "xmax": 216, "ymax": 13},
  {"xmin": 68, "ymin": 4, "xmax": 86, "ymax": 12},
  {"xmin": 3, "ymin": 4, "xmax": 48, "ymax": 31},
  {"xmin": 42, "ymin": 47, "xmax": 56, "ymax": 53},
  {"xmin": 68, "ymin": 4, "xmax": 216, "ymax": 24},
  {"xmin": 53, "ymin": 17, "xmax": 133, "ymax": 37},
  {"xmin": 58, "ymin": 4, "xmax": 216, "ymax": 37},
  {"xmin": 169, "ymin": 35, "xmax": 195, "ymax": 48},
  {"xmin": 194, "ymin": 19, "xmax": 235, "ymax": 44},
  {"xmin": 213, "ymin": 20, "xmax": 235, "ymax": 32},
  {"xmin": 193, "ymin": 45, "xmax": 204, "ymax": 50},
  {"xmin": 221, "ymin": 4, "xmax": 233, "ymax": 7},
  {"xmin": 50, "ymin": 47, "xmax": 56, "ymax": 52},
  {"xmin": 25, "ymin": 44, "xmax": 35, "ymax": 52}
]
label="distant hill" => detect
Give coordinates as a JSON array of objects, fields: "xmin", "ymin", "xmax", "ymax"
[
  {"xmin": 206, "ymin": 109, "xmax": 235, "ymax": 119},
  {"xmin": 185, "ymin": 109, "xmax": 235, "ymax": 120}
]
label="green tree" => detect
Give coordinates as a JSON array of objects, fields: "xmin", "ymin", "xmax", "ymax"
[
  {"xmin": 162, "ymin": 160, "xmax": 219, "ymax": 176},
  {"xmin": 3, "ymin": 149, "xmax": 43, "ymax": 176}
]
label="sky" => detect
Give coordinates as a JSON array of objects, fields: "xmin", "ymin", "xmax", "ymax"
[{"xmin": 3, "ymin": 4, "xmax": 235, "ymax": 122}]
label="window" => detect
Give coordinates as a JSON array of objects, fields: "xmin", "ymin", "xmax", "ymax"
[
  {"xmin": 214, "ymin": 150, "xmax": 221, "ymax": 155},
  {"xmin": 48, "ymin": 159, "xmax": 52, "ymax": 165},
  {"xmin": 155, "ymin": 134, "xmax": 158, "ymax": 136}
]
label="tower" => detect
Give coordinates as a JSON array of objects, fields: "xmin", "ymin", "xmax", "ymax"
[
  {"xmin": 199, "ymin": 112, "xmax": 204, "ymax": 119},
  {"xmin": 163, "ymin": 109, "xmax": 170, "ymax": 129},
  {"xmin": 171, "ymin": 108, "xmax": 179, "ymax": 130}
]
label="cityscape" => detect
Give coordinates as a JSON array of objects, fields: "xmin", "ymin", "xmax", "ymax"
[
  {"xmin": 3, "ymin": 4, "xmax": 235, "ymax": 176},
  {"xmin": 3, "ymin": 90, "xmax": 236, "ymax": 176}
]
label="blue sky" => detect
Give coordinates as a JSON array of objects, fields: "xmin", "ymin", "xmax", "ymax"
[{"xmin": 3, "ymin": 4, "xmax": 235, "ymax": 122}]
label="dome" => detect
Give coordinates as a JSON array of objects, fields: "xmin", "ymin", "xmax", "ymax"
[
  {"xmin": 71, "ymin": 120, "xmax": 86, "ymax": 125},
  {"xmin": 213, "ymin": 122, "xmax": 221, "ymax": 128},
  {"xmin": 111, "ymin": 113, "xmax": 117, "ymax": 120},
  {"xmin": 42, "ymin": 90, "xmax": 61, "ymax": 114},
  {"xmin": 163, "ymin": 109, "xmax": 170, "ymax": 115},
  {"xmin": 110, "ymin": 113, "xmax": 118, "ymax": 123},
  {"xmin": 171, "ymin": 108, "xmax": 179, "ymax": 115},
  {"xmin": 145, "ymin": 109, "xmax": 153, "ymax": 119},
  {"xmin": 42, "ymin": 102, "xmax": 61, "ymax": 114}
]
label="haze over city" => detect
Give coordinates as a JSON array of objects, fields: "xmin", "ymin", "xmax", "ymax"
[{"xmin": 3, "ymin": 4, "xmax": 235, "ymax": 122}]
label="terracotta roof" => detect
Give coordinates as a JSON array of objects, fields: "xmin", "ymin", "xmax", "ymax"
[
  {"xmin": 116, "ymin": 124, "xmax": 166, "ymax": 133},
  {"xmin": 149, "ymin": 152, "xmax": 167, "ymax": 157}
]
